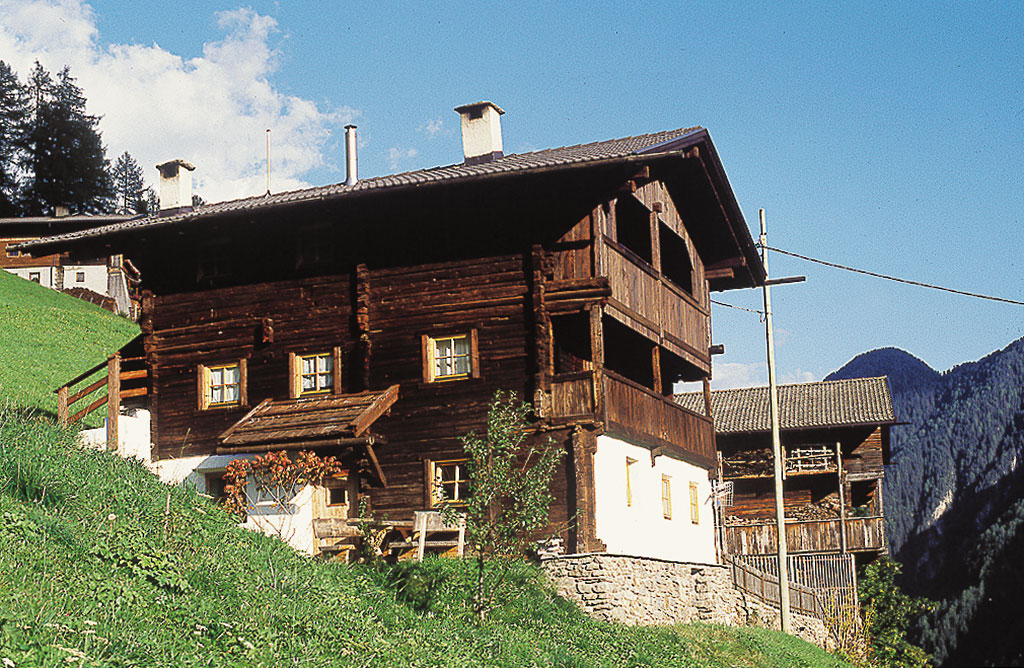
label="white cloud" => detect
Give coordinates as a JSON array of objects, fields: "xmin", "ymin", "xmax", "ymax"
[
  {"xmin": 710, "ymin": 362, "xmax": 766, "ymax": 390},
  {"xmin": 387, "ymin": 147, "xmax": 418, "ymax": 172},
  {"xmin": 0, "ymin": 1, "xmax": 356, "ymax": 203},
  {"xmin": 779, "ymin": 368, "xmax": 818, "ymax": 385},
  {"xmin": 418, "ymin": 117, "xmax": 444, "ymax": 138}
]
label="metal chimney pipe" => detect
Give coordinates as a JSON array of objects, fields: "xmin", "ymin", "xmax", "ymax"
[{"xmin": 345, "ymin": 125, "xmax": 358, "ymax": 186}]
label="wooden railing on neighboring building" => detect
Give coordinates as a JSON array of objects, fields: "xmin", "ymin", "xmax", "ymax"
[
  {"xmin": 56, "ymin": 352, "xmax": 148, "ymax": 450},
  {"xmin": 603, "ymin": 371, "xmax": 715, "ymax": 464},
  {"xmin": 724, "ymin": 516, "xmax": 886, "ymax": 556}
]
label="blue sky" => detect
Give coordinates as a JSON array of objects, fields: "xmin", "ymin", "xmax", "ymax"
[{"xmin": 2, "ymin": 1, "xmax": 1022, "ymax": 386}]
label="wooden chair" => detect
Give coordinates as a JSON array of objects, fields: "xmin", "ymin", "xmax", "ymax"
[{"xmin": 413, "ymin": 510, "xmax": 466, "ymax": 561}]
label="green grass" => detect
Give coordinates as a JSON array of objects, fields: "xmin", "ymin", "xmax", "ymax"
[
  {"xmin": 0, "ymin": 270, "xmax": 138, "ymax": 423},
  {"xmin": 0, "ymin": 407, "xmax": 853, "ymax": 667}
]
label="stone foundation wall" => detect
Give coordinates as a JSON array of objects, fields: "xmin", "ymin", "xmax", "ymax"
[{"xmin": 541, "ymin": 554, "xmax": 829, "ymax": 649}]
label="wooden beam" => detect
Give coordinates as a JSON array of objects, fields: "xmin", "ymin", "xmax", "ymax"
[
  {"xmin": 705, "ymin": 267, "xmax": 735, "ymax": 281},
  {"xmin": 364, "ymin": 438, "xmax": 388, "ymax": 488},
  {"xmin": 106, "ymin": 354, "xmax": 120, "ymax": 451},
  {"xmin": 349, "ymin": 384, "xmax": 400, "ymax": 437},
  {"xmin": 709, "ymin": 344, "xmax": 725, "ymax": 356}
]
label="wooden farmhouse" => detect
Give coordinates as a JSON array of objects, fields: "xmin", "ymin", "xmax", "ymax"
[
  {"xmin": 677, "ymin": 377, "xmax": 895, "ymax": 566},
  {"xmin": 2, "ymin": 211, "xmax": 138, "ymax": 314},
  {"xmin": 23, "ymin": 103, "xmax": 766, "ymax": 560}
]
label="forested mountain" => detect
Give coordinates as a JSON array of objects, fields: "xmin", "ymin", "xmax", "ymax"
[{"xmin": 827, "ymin": 338, "xmax": 1024, "ymax": 666}]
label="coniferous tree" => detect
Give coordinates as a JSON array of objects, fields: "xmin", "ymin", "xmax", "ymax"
[
  {"xmin": 0, "ymin": 60, "xmax": 27, "ymax": 216},
  {"xmin": 18, "ymin": 62, "xmax": 112, "ymax": 215},
  {"xmin": 111, "ymin": 151, "xmax": 146, "ymax": 214}
]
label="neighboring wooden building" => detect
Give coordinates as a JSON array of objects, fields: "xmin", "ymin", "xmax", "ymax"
[
  {"xmin": 677, "ymin": 377, "xmax": 896, "ymax": 565},
  {"xmin": 25, "ymin": 104, "xmax": 765, "ymax": 560},
  {"xmin": 2, "ymin": 213, "xmax": 138, "ymax": 314}
]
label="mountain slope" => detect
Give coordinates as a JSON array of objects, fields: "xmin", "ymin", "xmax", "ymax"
[{"xmin": 828, "ymin": 339, "xmax": 1024, "ymax": 665}]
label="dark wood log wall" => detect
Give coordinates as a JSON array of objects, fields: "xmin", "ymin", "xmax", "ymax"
[{"xmin": 143, "ymin": 273, "xmax": 354, "ymax": 459}]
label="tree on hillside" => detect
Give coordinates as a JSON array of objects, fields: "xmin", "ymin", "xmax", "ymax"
[
  {"xmin": 111, "ymin": 151, "xmax": 146, "ymax": 214},
  {"xmin": 441, "ymin": 391, "xmax": 561, "ymax": 618},
  {"xmin": 18, "ymin": 62, "xmax": 112, "ymax": 215},
  {"xmin": 0, "ymin": 60, "xmax": 27, "ymax": 216}
]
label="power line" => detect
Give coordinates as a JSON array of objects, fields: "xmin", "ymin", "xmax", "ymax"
[
  {"xmin": 711, "ymin": 299, "xmax": 764, "ymax": 316},
  {"xmin": 761, "ymin": 245, "xmax": 1024, "ymax": 307}
]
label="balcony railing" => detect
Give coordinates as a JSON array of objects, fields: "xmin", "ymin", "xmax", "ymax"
[
  {"xmin": 603, "ymin": 241, "xmax": 709, "ymax": 364},
  {"xmin": 603, "ymin": 371, "xmax": 715, "ymax": 463},
  {"xmin": 723, "ymin": 516, "xmax": 886, "ymax": 555},
  {"xmin": 550, "ymin": 371, "xmax": 596, "ymax": 418}
]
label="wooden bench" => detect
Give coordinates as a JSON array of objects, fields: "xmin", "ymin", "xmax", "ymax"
[{"xmin": 312, "ymin": 518, "xmax": 360, "ymax": 560}]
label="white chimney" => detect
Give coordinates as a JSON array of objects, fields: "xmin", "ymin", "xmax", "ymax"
[
  {"xmin": 345, "ymin": 125, "xmax": 358, "ymax": 186},
  {"xmin": 455, "ymin": 101, "xmax": 505, "ymax": 165},
  {"xmin": 156, "ymin": 159, "xmax": 195, "ymax": 213}
]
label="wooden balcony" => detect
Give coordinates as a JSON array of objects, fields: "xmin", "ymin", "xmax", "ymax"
[
  {"xmin": 603, "ymin": 371, "xmax": 715, "ymax": 465},
  {"xmin": 723, "ymin": 516, "xmax": 886, "ymax": 555},
  {"xmin": 548, "ymin": 371, "xmax": 715, "ymax": 465},
  {"xmin": 602, "ymin": 241, "xmax": 710, "ymax": 369}
]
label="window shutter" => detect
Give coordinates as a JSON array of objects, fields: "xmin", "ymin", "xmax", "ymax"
[
  {"xmin": 423, "ymin": 458, "xmax": 434, "ymax": 507},
  {"xmin": 470, "ymin": 329, "xmax": 481, "ymax": 379},
  {"xmin": 239, "ymin": 358, "xmax": 248, "ymax": 406},
  {"xmin": 288, "ymin": 353, "xmax": 299, "ymax": 399},
  {"xmin": 197, "ymin": 364, "xmax": 209, "ymax": 410},
  {"xmin": 332, "ymin": 346, "xmax": 343, "ymax": 394},
  {"xmin": 421, "ymin": 335, "xmax": 432, "ymax": 383}
]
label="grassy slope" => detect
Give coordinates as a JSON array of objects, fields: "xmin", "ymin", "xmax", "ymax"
[
  {"xmin": 0, "ymin": 270, "xmax": 139, "ymax": 422},
  {"xmin": 0, "ymin": 411, "xmax": 851, "ymax": 668}
]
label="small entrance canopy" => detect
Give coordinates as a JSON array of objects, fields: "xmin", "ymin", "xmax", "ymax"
[{"xmin": 216, "ymin": 385, "xmax": 399, "ymax": 485}]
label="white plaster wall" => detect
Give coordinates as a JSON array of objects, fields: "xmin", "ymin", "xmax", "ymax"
[
  {"xmin": 79, "ymin": 408, "xmax": 153, "ymax": 466},
  {"xmin": 153, "ymin": 452, "xmax": 318, "ymax": 555},
  {"xmin": 593, "ymin": 434, "xmax": 716, "ymax": 564},
  {"xmin": 63, "ymin": 264, "xmax": 108, "ymax": 294},
  {"xmin": 8, "ymin": 265, "xmax": 56, "ymax": 288}
]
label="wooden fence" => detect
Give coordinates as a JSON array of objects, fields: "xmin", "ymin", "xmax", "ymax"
[
  {"xmin": 732, "ymin": 552, "xmax": 859, "ymax": 622},
  {"xmin": 56, "ymin": 351, "xmax": 148, "ymax": 450},
  {"xmin": 726, "ymin": 555, "xmax": 821, "ymax": 617}
]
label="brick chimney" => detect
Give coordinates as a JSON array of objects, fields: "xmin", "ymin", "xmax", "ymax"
[
  {"xmin": 156, "ymin": 159, "xmax": 195, "ymax": 214},
  {"xmin": 455, "ymin": 101, "xmax": 504, "ymax": 165}
]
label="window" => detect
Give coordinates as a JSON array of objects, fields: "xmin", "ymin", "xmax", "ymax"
[
  {"xmin": 295, "ymin": 227, "xmax": 334, "ymax": 268},
  {"xmin": 625, "ymin": 457, "xmax": 638, "ymax": 507},
  {"xmin": 76, "ymin": 271, "xmax": 85, "ymax": 283},
  {"xmin": 325, "ymin": 477, "xmax": 348, "ymax": 507},
  {"xmin": 427, "ymin": 459, "xmax": 470, "ymax": 506},
  {"xmin": 204, "ymin": 472, "xmax": 228, "ymax": 504},
  {"xmin": 5, "ymin": 245, "xmax": 19, "ymax": 258},
  {"xmin": 288, "ymin": 348, "xmax": 341, "ymax": 398},
  {"xmin": 28, "ymin": 271, "xmax": 40, "ymax": 283},
  {"xmin": 661, "ymin": 475, "xmax": 672, "ymax": 519},
  {"xmin": 197, "ymin": 360, "xmax": 247, "ymax": 410},
  {"xmin": 422, "ymin": 331, "xmax": 480, "ymax": 382},
  {"xmin": 689, "ymin": 482, "xmax": 700, "ymax": 524}
]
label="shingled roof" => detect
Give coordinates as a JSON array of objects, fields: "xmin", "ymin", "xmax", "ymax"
[
  {"xmin": 674, "ymin": 377, "xmax": 896, "ymax": 433},
  {"xmin": 217, "ymin": 384, "xmax": 399, "ymax": 452},
  {"xmin": 18, "ymin": 127, "xmax": 704, "ymax": 251}
]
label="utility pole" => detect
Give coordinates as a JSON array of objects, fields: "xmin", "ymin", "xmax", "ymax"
[{"xmin": 760, "ymin": 208, "xmax": 795, "ymax": 633}]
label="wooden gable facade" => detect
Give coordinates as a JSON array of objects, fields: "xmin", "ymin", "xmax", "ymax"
[
  {"xmin": 678, "ymin": 377, "xmax": 896, "ymax": 564},
  {"xmin": 27, "ymin": 126, "xmax": 764, "ymax": 555}
]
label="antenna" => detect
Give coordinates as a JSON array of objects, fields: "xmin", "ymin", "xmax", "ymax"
[
  {"xmin": 712, "ymin": 480, "xmax": 734, "ymax": 507},
  {"xmin": 266, "ymin": 128, "xmax": 271, "ymax": 195}
]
